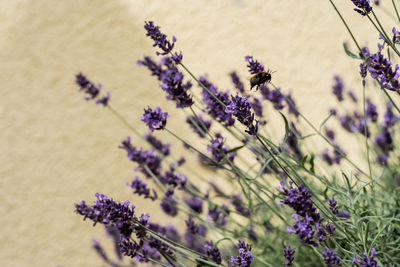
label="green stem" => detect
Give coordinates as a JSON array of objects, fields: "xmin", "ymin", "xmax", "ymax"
[
  {"xmin": 362, "ymin": 83, "xmax": 372, "ymax": 178},
  {"xmin": 392, "ymin": 0, "xmax": 400, "ymax": 24}
]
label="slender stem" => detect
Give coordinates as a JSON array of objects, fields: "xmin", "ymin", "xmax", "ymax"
[
  {"xmin": 362, "ymin": 82, "xmax": 372, "ymax": 178},
  {"xmin": 392, "ymin": 0, "xmax": 400, "ymax": 24}
]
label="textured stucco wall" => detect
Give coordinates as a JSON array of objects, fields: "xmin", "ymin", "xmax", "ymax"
[{"xmin": 1, "ymin": 1, "xmax": 392, "ymax": 266}]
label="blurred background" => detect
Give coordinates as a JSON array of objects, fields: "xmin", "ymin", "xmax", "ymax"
[{"xmin": 0, "ymin": 0, "xmax": 393, "ymax": 266}]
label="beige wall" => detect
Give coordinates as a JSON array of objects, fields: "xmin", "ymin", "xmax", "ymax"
[{"xmin": 1, "ymin": 1, "xmax": 393, "ymax": 266}]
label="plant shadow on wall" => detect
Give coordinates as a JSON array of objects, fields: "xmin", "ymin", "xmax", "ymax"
[{"xmin": 74, "ymin": 1, "xmax": 400, "ymax": 266}]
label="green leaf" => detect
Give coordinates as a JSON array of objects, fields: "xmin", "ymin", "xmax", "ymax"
[
  {"xmin": 343, "ymin": 42, "xmax": 360, "ymax": 59},
  {"xmin": 301, "ymin": 155, "xmax": 308, "ymax": 166},
  {"xmin": 309, "ymin": 153, "xmax": 315, "ymax": 174},
  {"xmin": 279, "ymin": 112, "xmax": 290, "ymax": 147},
  {"xmin": 227, "ymin": 145, "xmax": 245, "ymax": 153}
]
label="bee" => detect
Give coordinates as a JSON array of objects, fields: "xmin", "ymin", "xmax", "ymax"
[{"xmin": 250, "ymin": 70, "xmax": 273, "ymax": 91}]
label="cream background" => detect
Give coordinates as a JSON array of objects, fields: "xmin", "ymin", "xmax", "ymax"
[{"xmin": 1, "ymin": 1, "xmax": 394, "ymax": 266}]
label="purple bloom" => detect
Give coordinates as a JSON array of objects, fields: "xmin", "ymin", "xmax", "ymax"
[
  {"xmin": 105, "ymin": 225, "xmax": 122, "ymax": 260},
  {"xmin": 366, "ymin": 99, "xmax": 378, "ymax": 122},
  {"xmin": 353, "ymin": 248, "xmax": 380, "ymax": 267},
  {"xmin": 160, "ymin": 190, "xmax": 178, "ymax": 217},
  {"xmin": 208, "ymin": 205, "xmax": 228, "ymax": 226},
  {"xmin": 120, "ymin": 239, "xmax": 141, "ymax": 258},
  {"xmin": 367, "ymin": 44, "xmax": 400, "ymax": 92},
  {"xmin": 347, "ymin": 90, "xmax": 358, "ymax": 103},
  {"xmin": 392, "ymin": 27, "xmax": 400, "ymax": 44},
  {"xmin": 286, "ymin": 123, "xmax": 303, "ymax": 159},
  {"xmin": 75, "ymin": 73, "xmax": 110, "ymax": 104},
  {"xmin": 323, "ymin": 248, "xmax": 342, "ymax": 267},
  {"xmin": 230, "ymin": 71, "xmax": 245, "ymax": 93},
  {"xmin": 383, "ymin": 103, "xmax": 399, "ymax": 127},
  {"xmin": 250, "ymin": 97, "xmax": 263, "ymax": 117},
  {"xmin": 328, "ymin": 197, "xmax": 339, "ymax": 215},
  {"xmin": 205, "ymin": 241, "xmax": 222, "ymax": 264},
  {"xmin": 286, "ymin": 214, "xmax": 317, "ymax": 246},
  {"xmin": 144, "ymin": 21, "xmax": 176, "ymax": 56},
  {"xmin": 159, "ymin": 168, "xmax": 187, "ymax": 188},
  {"xmin": 145, "ymin": 134, "xmax": 170, "ymax": 156},
  {"xmin": 225, "ymin": 94, "xmax": 258, "ymax": 135},
  {"xmin": 231, "ymin": 240, "xmax": 254, "ymax": 267},
  {"xmin": 207, "ymin": 133, "xmax": 235, "ymax": 165},
  {"xmin": 96, "ymin": 92, "xmax": 110, "ymax": 106},
  {"xmin": 92, "ymin": 239, "xmax": 108, "ymax": 262},
  {"xmin": 286, "ymin": 91, "xmax": 299, "ymax": 117},
  {"xmin": 138, "ymin": 56, "xmax": 194, "ymax": 108},
  {"xmin": 283, "ymin": 246, "xmax": 295, "ymax": 266},
  {"xmin": 141, "ymin": 107, "xmax": 169, "ymax": 132},
  {"xmin": 332, "ymin": 76, "xmax": 344, "ymax": 101},
  {"xmin": 75, "ymin": 193, "xmax": 135, "ymax": 239},
  {"xmin": 351, "ymin": 0, "xmax": 372, "ymax": 16},
  {"xmin": 127, "ymin": 176, "xmax": 157, "ymax": 201},
  {"xmin": 231, "ymin": 194, "xmax": 251, "ymax": 217},
  {"xmin": 200, "ymin": 76, "xmax": 235, "ymax": 126},
  {"xmin": 325, "ymin": 129, "xmax": 335, "ymax": 141},
  {"xmin": 119, "ymin": 137, "xmax": 162, "ymax": 178},
  {"xmin": 360, "ymin": 63, "xmax": 368, "ymax": 85},
  {"xmin": 186, "ymin": 115, "xmax": 212, "ymax": 138},
  {"xmin": 245, "ymin": 56, "xmax": 264, "ymax": 74},
  {"xmin": 185, "ymin": 217, "xmax": 200, "ymax": 235},
  {"xmin": 184, "ymin": 196, "xmax": 203, "ymax": 213},
  {"xmin": 338, "ymin": 210, "xmax": 350, "ymax": 219},
  {"xmin": 264, "ymin": 87, "xmax": 285, "ymax": 110}
]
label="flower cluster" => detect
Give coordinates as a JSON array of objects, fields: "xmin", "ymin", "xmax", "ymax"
[
  {"xmin": 351, "ymin": 0, "xmax": 372, "ymax": 16},
  {"xmin": 207, "ymin": 133, "xmax": 235, "ymax": 165},
  {"xmin": 231, "ymin": 240, "xmax": 254, "ymax": 267},
  {"xmin": 141, "ymin": 107, "xmax": 169, "ymax": 132},
  {"xmin": 323, "ymin": 248, "xmax": 343, "ymax": 267},
  {"xmin": 186, "ymin": 115, "xmax": 212, "ymax": 138},
  {"xmin": 138, "ymin": 56, "xmax": 194, "ymax": 108},
  {"xmin": 245, "ymin": 56, "xmax": 264, "ymax": 74},
  {"xmin": 200, "ymin": 76, "xmax": 235, "ymax": 126},
  {"xmin": 225, "ymin": 95, "xmax": 258, "ymax": 135},
  {"xmin": 283, "ymin": 246, "xmax": 295, "ymax": 266},
  {"xmin": 353, "ymin": 248, "xmax": 380, "ymax": 267},
  {"xmin": 279, "ymin": 181, "xmax": 335, "ymax": 246},
  {"xmin": 144, "ymin": 21, "xmax": 176, "ymax": 56},
  {"xmin": 75, "ymin": 73, "xmax": 110, "ymax": 106}
]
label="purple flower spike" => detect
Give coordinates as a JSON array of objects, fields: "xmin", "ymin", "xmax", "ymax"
[
  {"xmin": 225, "ymin": 94, "xmax": 258, "ymax": 135},
  {"xmin": 141, "ymin": 107, "xmax": 169, "ymax": 132},
  {"xmin": 230, "ymin": 71, "xmax": 245, "ymax": 93},
  {"xmin": 144, "ymin": 21, "xmax": 176, "ymax": 56},
  {"xmin": 231, "ymin": 240, "xmax": 254, "ymax": 267},
  {"xmin": 353, "ymin": 248, "xmax": 380, "ymax": 267},
  {"xmin": 351, "ymin": 0, "xmax": 372, "ymax": 16},
  {"xmin": 96, "ymin": 92, "xmax": 110, "ymax": 106},
  {"xmin": 328, "ymin": 197, "xmax": 339, "ymax": 215},
  {"xmin": 205, "ymin": 241, "xmax": 222, "ymax": 264},
  {"xmin": 332, "ymin": 76, "xmax": 344, "ymax": 101},
  {"xmin": 323, "ymin": 248, "xmax": 342, "ymax": 267},
  {"xmin": 245, "ymin": 56, "xmax": 264, "ymax": 74},
  {"xmin": 283, "ymin": 246, "xmax": 295, "ymax": 266}
]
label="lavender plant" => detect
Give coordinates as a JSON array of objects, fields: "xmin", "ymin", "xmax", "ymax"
[{"xmin": 74, "ymin": 2, "xmax": 400, "ymax": 266}]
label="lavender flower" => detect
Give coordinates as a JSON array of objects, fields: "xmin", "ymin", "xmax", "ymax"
[
  {"xmin": 347, "ymin": 90, "xmax": 358, "ymax": 103},
  {"xmin": 225, "ymin": 94, "xmax": 258, "ymax": 135},
  {"xmin": 160, "ymin": 189, "xmax": 178, "ymax": 216},
  {"xmin": 207, "ymin": 133, "xmax": 235, "ymax": 165},
  {"xmin": 204, "ymin": 241, "xmax": 222, "ymax": 264},
  {"xmin": 323, "ymin": 248, "xmax": 343, "ymax": 267},
  {"xmin": 186, "ymin": 115, "xmax": 212, "ymax": 138},
  {"xmin": 286, "ymin": 214, "xmax": 317, "ymax": 246},
  {"xmin": 106, "ymin": 225, "xmax": 122, "ymax": 260},
  {"xmin": 382, "ymin": 103, "xmax": 399, "ymax": 127},
  {"xmin": 286, "ymin": 91, "xmax": 299, "ymax": 117},
  {"xmin": 231, "ymin": 194, "xmax": 251, "ymax": 217},
  {"xmin": 231, "ymin": 240, "xmax": 254, "ymax": 267},
  {"xmin": 127, "ymin": 176, "xmax": 157, "ymax": 201},
  {"xmin": 75, "ymin": 193, "xmax": 135, "ymax": 239},
  {"xmin": 208, "ymin": 205, "xmax": 228, "ymax": 226},
  {"xmin": 392, "ymin": 27, "xmax": 400, "ymax": 44},
  {"xmin": 283, "ymin": 246, "xmax": 295, "ymax": 266},
  {"xmin": 332, "ymin": 76, "xmax": 344, "ymax": 101},
  {"xmin": 141, "ymin": 107, "xmax": 169, "ymax": 132},
  {"xmin": 92, "ymin": 239, "xmax": 108, "ymax": 262},
  {"xmin": 360, "ymin": 63, "xmax": 368, "ymax": 85},
  {"xmin": 353, "ymin": 248, "xmax": 380, "ymax": 267},
  {"xmin": 75, "ymin": 73, "xmax": 110, "ymax": 104},
  {"xmin": 366, "ymin": 99, "xmax": 378, "ymax": 122},
  {"xmin": 159, "ymin": 168, "xmax": 187, "ymax": 188},
  {"xmin": 119, "ymin": 137, "xmax": 162, "ymax": 177},
  {"xmin": 367, "ymin": 44, "xmax": 400, "ymax": 92},
  {"xmin": 145, "ymin": 134, "xmax": 170, "ymax": 156},
  {"xmin": 200, "ymin": 76, "xmax": 235, "ymax": 126},
  {"xmin": 328, "ymin": 197, "xmax": 339, "ymax": 215},
  {"xmin": 245, "ymin": 56, "xmax": 264, "ymax": 74},
  {"xmin": 144, "ymin": 21, "xmax": 176, "ymax": 56},
  {"xmin": 351, "ymin": 0, "xmax": 372, "ymax": 16},
  {"xmin": 184, "ymin": 196, "xmax": 203, "ymax": 213},
  {"xmin": 138, "ymin": 56, "xmax": 194, "ymax": 108},
  {"xmin": 230, "ymin": 71, "xmax": 245, "ymax": 93},
  {"xmin": 262, "ymin": 87, "xmax": 285, "ymax": 110}
]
